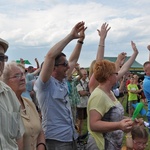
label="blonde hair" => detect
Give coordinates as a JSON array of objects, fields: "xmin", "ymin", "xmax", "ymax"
[{"xmin": 94, "ymin": 59, "xmax": 116, "ymax": 83}]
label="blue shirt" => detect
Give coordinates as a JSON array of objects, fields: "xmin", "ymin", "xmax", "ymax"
[
  {"xmin": 34, "ymin": 76, "xmax": 78, "ymax": 141},
  {"xmin": 143, "ymin": 75, "xmax": 150, "ymax": 116}
]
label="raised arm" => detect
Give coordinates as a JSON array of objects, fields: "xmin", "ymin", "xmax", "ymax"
[
  {"xmin": 115, "ymin": 52, "xmax": 127, "ymax": 72},
  {"xmin": 96, "ymin": 22, "xmax": 111, "ymax": 60},
  {"xmin": 89, "ymin": 23, "xmax": 111, "ymax": 93},
  {"xmin": 147, "ymin": 45, "xmax": 150, "ymax": 61},
  {"xmin": 66, "ymin": 26, "xmax": 87, "ymax": 77},
  {"xmin": 74, "ymin": 64, "xmax": 83, "ymax": 81},
  {"xmin": 35, "ymin": 58, "xmax": 40, "ymax": 68},
  {"xmin": 117, "ymin": 41, "xmax": 139, "ymax": 81},
  {"xmin": 40, "ymin": 21, "xmax": 85, "ymax": 83}
]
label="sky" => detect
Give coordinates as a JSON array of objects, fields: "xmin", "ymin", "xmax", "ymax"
[{"xmin": 0, "ymin": 0, "xmax": 150, "ymax": 68}]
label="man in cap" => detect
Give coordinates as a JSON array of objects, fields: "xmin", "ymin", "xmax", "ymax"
[{"xmin": 0, "ymin": 38, "xmax": 24, "ymax": 149}]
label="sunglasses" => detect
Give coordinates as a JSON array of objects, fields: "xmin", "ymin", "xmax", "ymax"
[
  {"xmin": 0, "ymin": 55, "xmax": 8, "ymax": 62},
  {"xmin": 55, "ymin": 61, "xmax": 68, "ymax": 67}
]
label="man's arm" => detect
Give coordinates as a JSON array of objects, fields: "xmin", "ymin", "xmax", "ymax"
[
  {"xmin": 66, "ymin": 26, "xmax": 87, "ymax": 77},
  {"xmin": 35, "ymin": 58, "xmax": 40, "ymax": 69},
  {"xmin": 40, "ymin": 21, "xmax": 85, "ymax": 83},
  {"xmin": 147, "ymin": 45, "xmax": 150, "ymax": 61}
]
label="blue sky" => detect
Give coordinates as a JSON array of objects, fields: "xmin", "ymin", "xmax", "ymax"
[{"xmin": 0, "ymin": 0, "xmax": 150, "ymax": 67}]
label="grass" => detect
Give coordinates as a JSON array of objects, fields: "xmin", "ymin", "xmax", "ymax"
[{"xmin": 82, "ymin": 94, "xmax": 150, "ymax": 149}]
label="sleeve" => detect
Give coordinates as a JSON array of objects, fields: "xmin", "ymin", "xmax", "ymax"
[{"xmin": 88, "ymin": 90, "xmax": 113, "ymax": 117}]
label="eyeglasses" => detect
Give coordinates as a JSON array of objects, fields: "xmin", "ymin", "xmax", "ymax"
[
  {"xmin": 9, "ymin": 73, "xmax": 25, "ymax": 79},
  {"xmin": 133, "ymin": 140, "xmax": 148, "ymax": 147},
  {"xmin": 0, "ymin": 55, "xmax": 8, "ymax": 62},
  {"xmin": 55, "ymin": 61, "xmax": 68, "ymax": 67}
]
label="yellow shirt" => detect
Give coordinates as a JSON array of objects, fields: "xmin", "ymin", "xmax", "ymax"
[
  {"xmin": 121, "ymin": 146, "xmax": 127, "ymax": 150},
  {"xmin": 87, "ymin": 88, "xmax": 117, "ymax": 150},
  {"xmin": 21, "ymin": 97, "xmax": 42, "ymax": 150}
]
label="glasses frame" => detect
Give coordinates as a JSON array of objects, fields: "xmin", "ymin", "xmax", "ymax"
[
  {"xmin": 9, "ymin": 73, "xmax": 25, "ymax": 80},
  {"xmin": 133, "ymin": 140, "xmax": 148, "ymax": 147},
  {"xmin": 55, "ymin": 61, "xmax": 68, "ymax": 67},
  {"xmin": 0, "ymin": 55, "xmax": 8, "ymax": 62}
]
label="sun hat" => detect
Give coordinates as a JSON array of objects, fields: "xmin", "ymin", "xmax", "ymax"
[{"xmin": 0, "ymin": 38, "xmax": 9, "ymax": 53}]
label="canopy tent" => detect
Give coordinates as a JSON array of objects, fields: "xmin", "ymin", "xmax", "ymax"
[
  {"xmin": 16, "ymin": 60, "xmax": 31, "ymax": 65},
  {"xmin": 104, "ymin": 56, "xmax": 143, "ymax": 72},
  {"xmin": 16, "ymin": 60, "xmax": 36, "ymax": 69},
  {"xmin": 86, "ymin": 56, "xmax": 144, "ymax": 73}
]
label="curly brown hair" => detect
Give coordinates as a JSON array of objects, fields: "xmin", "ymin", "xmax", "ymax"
[{"xmin": 94, "ymin": 59, "xmax": 116, "ymax": 83}]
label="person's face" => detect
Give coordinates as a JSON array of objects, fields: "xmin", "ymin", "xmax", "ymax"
[
  {"xmin": 133, "ymin": 138, "xmax": 148, "ymax": 150},
  {"xmin": 130, "ymin": 77, "xmax": 134, "ymax": 83},
  {"xmin": 55, "ymin": 56, "xmax": 70, "ymax": 79},
  {"xmin": 0, "ymin": 45, "xmax": 8, "ymax": 76},
  {"xmin": 81, "ymin": 69, "xmax": 87, "ymax": 80},
  {"xmin": 7, "ymin": 66, "xmax": 26, "ymax": 95},
  {"xmin": 109, "ymin": 71, "xmax": 118, "ymax": 86},
  {"xmin": 144, "ymin": 63, "xmax": 150, "ymax": 76}
]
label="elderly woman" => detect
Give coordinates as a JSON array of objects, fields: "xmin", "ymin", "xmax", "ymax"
[{"xmin": 2, "ymin": 62, "xmax": 46, "ymax": 150}]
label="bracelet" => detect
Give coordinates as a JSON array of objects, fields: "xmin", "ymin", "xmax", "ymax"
[
  {"xmin": 37, "ymin": 143, "xmax": 47, "ymax": 150},
  {"xmin": 77, "ymin": 40, "xmax": 83, "ymax": 44},
  {"xmin": 99, "ymin": 44, "xmax": 105, "ymax": 47},
  {"xmin": 125, "ymin": 135, "xmax": 132, "ymax": 138}
]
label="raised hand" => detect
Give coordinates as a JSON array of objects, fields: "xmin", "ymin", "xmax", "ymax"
[
  {"xmin": 70, "ymin": 21, "xmax": 85, "ymax": 39},
  {"xmin": 97, "ymin": 22, "xmax": 111, "ymax": 40},
  {"xmin": 119, "ymin": 118, "xmax": 133, "ymax": 133},
  {"xmin": 118, "ymin": 52, "xmax": 127, "ymax": 66},
  {"xmin": 147, "ymin": 45, "xmax": 150, "ymax": 51},
  {"xmin": 78, "ymin": 26, "xmax": 87, "ymax": 41},
  {"xmin": 131, "ymin": 41, "xmax": 139, "ymax": 54}
]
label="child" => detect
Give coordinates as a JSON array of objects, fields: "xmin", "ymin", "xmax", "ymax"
[
  {"xmin": 127, "ymin": 77, "xmax": 142, "ymax": 117},
  {"xmin": 122, "ymin": 125, "xmax": 148, "ymax": 150}
]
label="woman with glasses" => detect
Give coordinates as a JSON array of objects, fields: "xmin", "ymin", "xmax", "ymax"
[
  {"xmin": 2, "ymin": 62, "xmax": 46, "ymax": 150},
  {"xmin": 86, "ymin": 22, "xmax": 139, "ymax": 150},
  {"xmin": 0, "ymin": 38, "xmax": 25, "ymax": 150}
]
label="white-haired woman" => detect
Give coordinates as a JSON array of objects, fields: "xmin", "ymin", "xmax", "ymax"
[{"xmin": 2, "ymin": 62, "xmax": 46, "ymax": 150}]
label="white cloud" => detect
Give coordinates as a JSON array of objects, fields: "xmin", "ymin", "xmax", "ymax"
[{"xmin": 0, "ymin": 0, "xmax": 150, "ymax": 67}]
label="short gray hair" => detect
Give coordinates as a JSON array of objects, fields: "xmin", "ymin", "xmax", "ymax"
[{"xmin": 2, "ymin": 61, "xmax": 19, "ymax": 83}]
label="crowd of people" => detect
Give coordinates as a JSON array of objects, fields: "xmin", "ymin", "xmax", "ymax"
[{"xmin": 0, "ymin": 21, "xmax": 150, "ymax": 150}]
